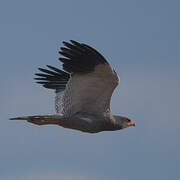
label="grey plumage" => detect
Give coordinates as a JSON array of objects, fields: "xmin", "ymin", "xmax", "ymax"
[{"xmin": 10, "ymin": 40, "xmax": 135, "ymax": 133}]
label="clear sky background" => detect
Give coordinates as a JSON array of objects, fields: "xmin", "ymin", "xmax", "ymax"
[{"xmin": 0, "ymin": 0, "xmax": 180, "ymax": 180}]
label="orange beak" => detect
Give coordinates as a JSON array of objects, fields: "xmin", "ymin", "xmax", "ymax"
[{"xmin": 128, "ymin": 120, "xmax": 135, "ymax": 127}]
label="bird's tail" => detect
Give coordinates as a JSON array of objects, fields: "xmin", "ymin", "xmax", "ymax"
[{"xmin": 9, "ymin": 115, "xmax": 64, "ymax": 125}]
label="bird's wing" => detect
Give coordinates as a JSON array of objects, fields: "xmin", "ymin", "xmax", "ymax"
[
  {"xmin": 35, "ymin": 40, "xmax": 119, "ymax": 116},
  {"xmin": 34, "ymin": 65, "xmax": 70, "ymax": 114}
]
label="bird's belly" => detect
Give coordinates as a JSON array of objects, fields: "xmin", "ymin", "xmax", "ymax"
[{"xmin": 60, "ymin": 114, "xmax": 106, "ymax": 133}]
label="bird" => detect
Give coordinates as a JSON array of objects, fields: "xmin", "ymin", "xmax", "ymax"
[{"xmin": 10, "ymin": 40, "xmax": 135, "ymax": 133}]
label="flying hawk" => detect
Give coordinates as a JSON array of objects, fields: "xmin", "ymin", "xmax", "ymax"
[{"xmin": 10, "ymin": 40, "xmax": 135, "ymax": 133}]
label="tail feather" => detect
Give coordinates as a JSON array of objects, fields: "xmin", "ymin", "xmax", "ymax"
[{"xmin": 9, "ymin": 115, "xmax": 64, "ymax": 125}]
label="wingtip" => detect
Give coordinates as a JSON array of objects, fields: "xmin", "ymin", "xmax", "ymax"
[
  {"xmin": 62, "ymin": 40, "xmax": 76, "ymax": 46},
  {"xmin": 38, "ymin": 67, "xmax": 43, "ymax": 71},
  {"xmin": 70, "ymin": 40, "xmax": 81, "ymax": 46},
  {"xmin": 62, "ymin": 41, "xmax": 68, "ymax": 45}
]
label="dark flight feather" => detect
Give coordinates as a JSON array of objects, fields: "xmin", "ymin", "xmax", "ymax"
[{"xmin": 35, "ymin": 40, "xmax": 108, "ymax": 92}]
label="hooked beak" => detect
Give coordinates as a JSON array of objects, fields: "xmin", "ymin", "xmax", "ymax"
[{"xmin": 128, "ymin": 120, "xmax": 135, "ymax": 127}]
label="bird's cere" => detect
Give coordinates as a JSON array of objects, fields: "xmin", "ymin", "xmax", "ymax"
[{"xmin": 128, "ymin": 120, "xmax": 135, "ymax": 126}]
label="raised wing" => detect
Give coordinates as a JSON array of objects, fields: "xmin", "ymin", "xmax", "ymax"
[{"xmin": 35, "ymin": 40, "xmax": 119, "ymax": 116}]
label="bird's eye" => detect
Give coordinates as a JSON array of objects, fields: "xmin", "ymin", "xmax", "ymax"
[{"xmin": 127, "ymin": 118, "xmax": 131, "ymax": 122}]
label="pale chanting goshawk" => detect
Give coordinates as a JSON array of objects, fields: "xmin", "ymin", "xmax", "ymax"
[{"xmin": 10, "ymin": 40, "xmax": 135, "ymax": 133}]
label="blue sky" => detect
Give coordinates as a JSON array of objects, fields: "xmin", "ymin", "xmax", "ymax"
[{"xmin": 0, "ymin": 0, "xmax": 180, "ymax": 179}]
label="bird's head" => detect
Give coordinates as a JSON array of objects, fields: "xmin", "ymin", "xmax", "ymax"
[{"xmin": 113, "ymin": 115, "xmax": 135, "ymax": 130}]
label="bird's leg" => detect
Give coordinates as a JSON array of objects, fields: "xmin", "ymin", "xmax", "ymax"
[{"xmin": 10, "ymin": 115, "xmax": 63, "ymax": 126}]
